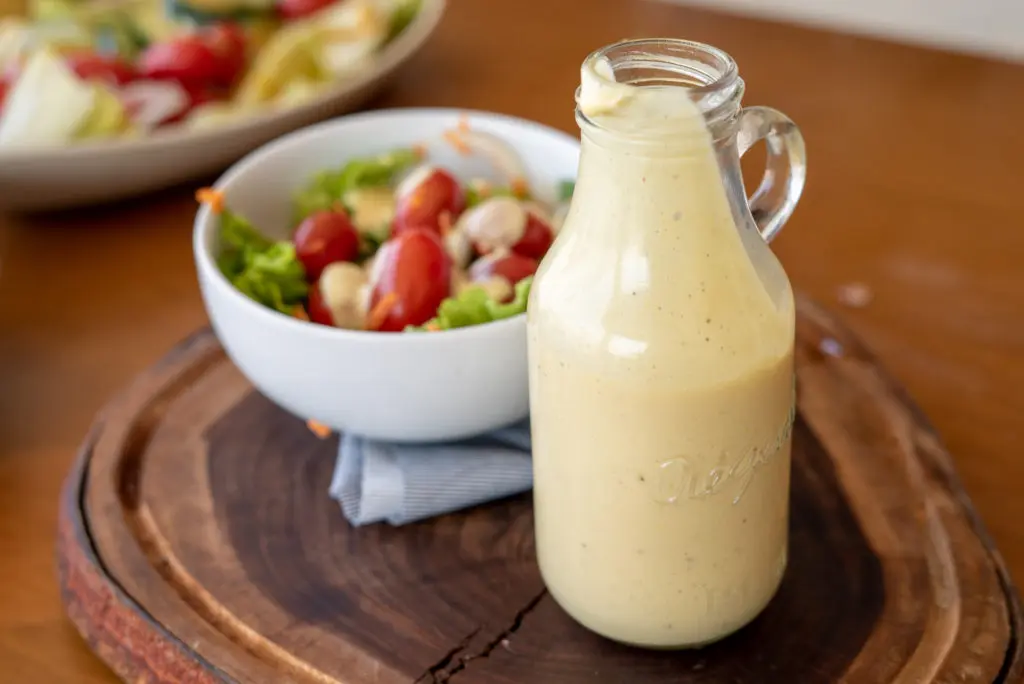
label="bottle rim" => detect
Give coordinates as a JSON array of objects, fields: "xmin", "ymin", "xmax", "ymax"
[{"xmin": 575, "ymin": 38, "xmax": 745, "ymax": 136}]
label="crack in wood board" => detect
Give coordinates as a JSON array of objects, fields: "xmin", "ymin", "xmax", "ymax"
[{"xmin": 433, "ymin": 590, "xmax": 548, "ymax": 683}]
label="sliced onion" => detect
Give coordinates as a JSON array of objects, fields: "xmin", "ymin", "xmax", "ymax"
[
  {"xmin": 440, "ymin": 128, "xmax": 528, "ymax": 187},
  {"xmin": 119, "ymin": 80, "xmax": 189, "ymax": 131}
]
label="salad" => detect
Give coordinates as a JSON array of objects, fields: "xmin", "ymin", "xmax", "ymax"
[
  {"xmin": 0, "ymin": 0, "xmax": 420, "ymax": 149},
  {"xmin": 200, "ymin": 122, "xmax": 575, "ymax": 332}
]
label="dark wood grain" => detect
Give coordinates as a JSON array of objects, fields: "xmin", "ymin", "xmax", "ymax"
[{"xmin": 56, "ymin": 299, "xmax": 1023, "ymax": 683}]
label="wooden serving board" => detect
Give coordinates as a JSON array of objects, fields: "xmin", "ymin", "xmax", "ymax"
[{"xmin": 57, "ymin": 297, "xmax": 1024, "ymax": 684}]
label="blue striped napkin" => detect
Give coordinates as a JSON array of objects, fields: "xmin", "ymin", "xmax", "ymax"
[{"xmin": 329, "ymin": 420, "xmax": 532, "ymax": 526}]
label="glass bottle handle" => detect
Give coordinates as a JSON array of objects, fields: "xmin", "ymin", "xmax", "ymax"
[{"xmin": 736, "ymin": 106, "xmax": 807, "ymax": 243}]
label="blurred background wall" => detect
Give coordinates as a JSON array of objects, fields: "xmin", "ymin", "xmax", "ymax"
[{"xmin": 663, "ymin": 0, "xmax": 1024, "ymax": 62}]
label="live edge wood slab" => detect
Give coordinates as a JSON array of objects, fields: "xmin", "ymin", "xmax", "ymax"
[{"xmin": 57, "ymin": 297, "xmax": 1023, "ymax": 684}]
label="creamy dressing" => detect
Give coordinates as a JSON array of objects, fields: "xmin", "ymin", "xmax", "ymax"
[{"xmin": 527, "ymin": 52, "xmax": 796, "ymax": 648}]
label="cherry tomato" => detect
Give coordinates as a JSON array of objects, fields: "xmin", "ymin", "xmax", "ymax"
[
  {"xmin": 202, "ymin": 23, "xmax": 247, "ymax": 82},
  {"xmin": 293, "ymin": 210, "xmax": 361, "ymax": 281},
  {"xmin": 184, "ymin": 81, "xmax": 221, "ymax": 105},
  {"xmin": 0, "ymin": 79, "xmax": 8, "ymax": 113},
  {"xmin": 276, "ymin": 0, "xmax": 336, "ymax": 20},
  {"xmin": 512, "ymin": 211, "xmax": 554, "ymax": 260},
  {"xmin": 369, "ymin": 229, "xmax": 452, "ymax": 331},
  {"xmin": 470, "ymin": 250, "xmax": 538, "ymax": 289},
  {"xmin": 65, "ymin": 52, "xmax": 137, "ymax": 86},
  {"xmin": 174, "ymin": 82, "xmax": 227, "ymax": 122},
  {"xmin": 139, "ymin": 37, "xmax": 218, "ymax": 85},
  {"xmin": 138, "ymin": 24, "xmax": 246, "ymax": 87},
  {"xmin": 393, "ymin": 166, "xmax": 466, "ymax": 236},
  {"xmin": 306, "ymin": 281, "xmax": 335, "ymax": 326}
]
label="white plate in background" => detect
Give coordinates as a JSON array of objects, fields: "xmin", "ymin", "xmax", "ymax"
[{"xmin": 0, "ymin": 0, "xmax": 446, "ymax": 213}]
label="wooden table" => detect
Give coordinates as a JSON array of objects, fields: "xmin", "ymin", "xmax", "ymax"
[{"xmin": 2, "ymin": 0, "xmax": 1023, "ymax": 681}]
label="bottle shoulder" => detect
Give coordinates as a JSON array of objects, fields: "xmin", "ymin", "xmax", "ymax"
[{"xmin": 528, "ymin": 230, "xmax": 795, "ymax": 384}]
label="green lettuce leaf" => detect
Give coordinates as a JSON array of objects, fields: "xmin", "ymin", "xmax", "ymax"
[
  {"xmin": 557, "ymin": 179, "xmax": 575, "ymax": 201},
  {"xmin": 387, "ymin": 0, "xmax": 421, "ymax": 40},
  {"xmin": 485, "ymin": 275, "xmax": 533, "ymax": 320},
  {"xmin": 165, "ymin": 0, "xmax": 273, "ymax": 26},
  {"xmin": 358, "ymin": 229, "xmax": 387, "ymax": 261},
  {"xmin": 292, "ymin": 147, "xmax": 419, "ymax": 223},
  {"xmin": 292, "ymin": 172, "xmax": 341, "ymax": 225},
  {"xmin": 464, "ymin": 182, "xmax": 535, "ymax": 208},
  {"xmin": 217, "ymin": 209, "xmax": 308, "ymax": 314},
  {"xmin": 465, "ymin": 184, "xmax": 513, "ymax": 208},
  {"xmin": 91, "ymin": 11, "xmax": 150, "ymax": 59},
  {"xmin": 407, "ymin": 276, "xmax": 533, "ymax": 332},
  {"xmin": 434, "ymin": 287, "xmax": 492, "ymax": 329}
]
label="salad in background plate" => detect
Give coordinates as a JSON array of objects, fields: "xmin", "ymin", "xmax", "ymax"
[
  {"xmin": 199, "ymin": 118, "xmax": 575, "ymax": 332},
  {"xmin": 0, "ymin": 0, "xmax": 419, "ymax": 149}
]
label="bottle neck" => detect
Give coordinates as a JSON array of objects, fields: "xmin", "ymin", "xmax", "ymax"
[
  {"xmin": 576, "ymin": 88, "xmax": 742, "ymax": 161},
  {"xmin": 576, "ymin": 38, "xmax": 745, "ymax": 146},
  {"xmin": 567, "ymin": 39, "xmax": 748, "ymax": 246},
  {"xmin": 571, "ymin": 123, "xmax": 741, "ymax": 240}
]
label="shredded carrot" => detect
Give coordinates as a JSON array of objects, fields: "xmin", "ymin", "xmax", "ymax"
[
  {"xmin": 364, "ymin": 292, "xmax": 399, "ymax": 331},
  {"xmin": 457, "ymin": 112, "xmax": 471, "ymax": 133},
  {"xmin": 195, "ymin": 187, "xmax": 225, "ymax": 214},
  {"xmin": 412, "ymin": 143, "xmax": 427, "ymax": 159},
  {"xmin": 425, "ymin": 322, "xmax": 441, "ymax": 332},
  {"xmin": 292, "ymin": 305, "xmax": 310, "ymax": 321},
  {"xmin": 306, "ymin": 419, "xmax": 331, "ymax": 439},
  {"xmin": 443, "ymin": 130, "xmax": 471, "ymax": 156},
  {"xmin": 438, "ymin": 210, "xmax": 453, "ymax": 236},
  {"xmin": 407, "ymin": 192, "xmax": 425, "ymax": 211},
  {"xmin": 511, "ymin": 176, "xmax": 529, "ymax": 199},
  {"xmin": 469, "ymin": 178, "xmax": 492, "ymax": 199}
]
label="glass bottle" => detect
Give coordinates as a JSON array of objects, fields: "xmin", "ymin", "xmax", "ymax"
[{"xmin": 527, "ymin": 38, "xmax": 805, "ymax": 648}]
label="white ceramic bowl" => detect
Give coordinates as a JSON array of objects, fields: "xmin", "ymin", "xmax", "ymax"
[
  {"xmin": 0, "ymin": 0, "xmax": 445, "ymax": 213},
  {"xmin": 194, "ymin": 108, "xmax": 581, "ymax": 442}
]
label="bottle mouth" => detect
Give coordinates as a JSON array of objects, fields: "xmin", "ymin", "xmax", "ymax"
[{"xmin": 576, "ymin": 38, "xmax": 744, "ymax": 131}]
